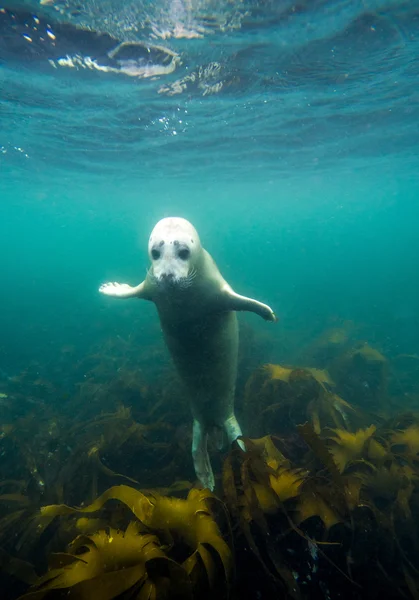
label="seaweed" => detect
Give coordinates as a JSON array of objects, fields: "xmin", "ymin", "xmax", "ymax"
[
  {"xmin": 18, "ymin": 486, "xmax": 231, "ymax": 600},
  {"xmin": 243, "ymin": 363, "xmax": 361, "ymax": 440},
  {"xmin": 1, "ymin": 333, "xmax": 419, "ymax": 599}
]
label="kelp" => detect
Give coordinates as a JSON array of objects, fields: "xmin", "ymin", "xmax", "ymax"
[
  {"xmin": 325, "ymin": 425, "xmax": 386, "ymax": 473},
  {"xmin": 0, "ymin": 398, "xmax": 194, "ymax": 584},
  {"xmin": 0, "ymin": 548, "xmax": 37, "ymax": 586},
  {"xmin": 244, "ymin": 363, "xmax": 360, "ymax": 438},
  {"xmin": 330, "ymin": 343, "xmax": 389, "ymax": 410},
  {"xmin": 2, "ymin": 332, "xmax": 419, "ymax": 599},
  {"xmin": 18, "ymin": 525, "xmax": 192, "ymax": 600},
  {"xmin": 222, "ymin": 440, "xmax": 303, "ymax": 599},
  {"xmin": 72, "ymin": 343, "xmax": 187, "ymax": 428},
  {"xmin": 391, "ymin": 424, "xmax": 419, "ymax": 457},
  {"xmin": 18, "ymin": 485, "xmax": 232, "ymax": 600},
  {"xmin": 220, "ymin": 420, "xmax": 419, "ymax": 599},
  {"xmin": 222, "ymin": 434, "xmax": 361, "ymax": 598}
]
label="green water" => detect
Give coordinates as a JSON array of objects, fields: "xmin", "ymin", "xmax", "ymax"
[{"xmin": 1, "ymin": 171, "xmax": 418, "ymax": 379}]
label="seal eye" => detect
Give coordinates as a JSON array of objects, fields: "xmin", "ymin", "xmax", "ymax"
[
  {"xmin": 178, "ymin": 248, "xmax": 190, "ymax": 260},
  {"xmin": 151, "ymin": 249, "xmax": 161, "ymax": 260}
]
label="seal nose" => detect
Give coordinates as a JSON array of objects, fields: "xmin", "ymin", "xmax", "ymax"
[{"xmin": 161, "ymin": 272, "xmax": 175, "ymax": 282}]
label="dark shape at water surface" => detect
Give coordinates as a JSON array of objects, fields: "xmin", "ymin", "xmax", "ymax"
[{"xmin": 0, "ymin": 7, "xmax": 179, "ymax": 77}]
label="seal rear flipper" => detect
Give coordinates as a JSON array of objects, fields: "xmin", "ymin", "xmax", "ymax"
[
  {"xmin": 192, "ymin": 419, "xmax": 215, "ymax": 491},
  {"xmin": 222, "ymin": 286, "xmax": 277, "ymax": 322},
  {"xmin": 224, "ymin": 414, "xmax": 245, "ymax": 451}
]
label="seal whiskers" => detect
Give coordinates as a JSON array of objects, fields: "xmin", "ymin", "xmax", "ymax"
[{"xmin": 179, "ymin": 267, "xmax": 197, "ymax": 289}]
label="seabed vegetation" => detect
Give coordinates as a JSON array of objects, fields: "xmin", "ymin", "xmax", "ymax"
[{"xmin": 1, "ymin": 326, "xmax": 419, "ymax": 599}]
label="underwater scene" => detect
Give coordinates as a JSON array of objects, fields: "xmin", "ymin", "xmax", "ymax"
[{"xmin": 1, "ymin": 1, "xmax": 419, "ymax": 598}]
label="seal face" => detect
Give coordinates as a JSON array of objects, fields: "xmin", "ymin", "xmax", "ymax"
[
  {"xmin": 99, "ymin": 217, "xmax": 277, "ymax": 490},
  {"xmin": 148, "ymin": 217, "xmax": 200, "ymax": 290}
]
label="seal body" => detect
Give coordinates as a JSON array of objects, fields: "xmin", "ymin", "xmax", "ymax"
[{"xmin": 100, "ymin": 217, "xmax": 276, "ymax": 490}]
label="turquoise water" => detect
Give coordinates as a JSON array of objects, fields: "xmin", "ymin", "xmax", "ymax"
[
  {"xmin": 1, "ymin": 2, "xmax": 419, "ymax": 375},
  {"xmin": 1, "ymin": 2, "xmax": 419, "ymax": 598}
]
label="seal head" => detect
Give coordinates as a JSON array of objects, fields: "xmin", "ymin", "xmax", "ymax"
[{"xmin": 148, "ymin": 217, "xmax": 201, "ymax": 289}]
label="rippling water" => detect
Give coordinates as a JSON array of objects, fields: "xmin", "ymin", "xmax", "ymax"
[{"xmin": 1, "ymin": 0, "xmax": 418, "ymax": 183}]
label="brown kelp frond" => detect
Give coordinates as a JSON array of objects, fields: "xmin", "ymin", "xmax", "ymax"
[
  {"xmin": 290, "ymin": 369, "xmax": 359, "ymax": 433},
  {"xmin": 269, "ymin": 465, "xmax": 307, "ymax": 503},
  {"xmin": 222, "ymin": 433, "xmax": 358, "ymax": 597},
  {"xmin": 68, "ymin": 406, "xmax": 171, "ymax": 454},
  {"xmin": 236, "ymin": 436, "xmax": 307, "ymax": 506},
  {"xmin": 330, "ymin": 343, "xmax": 389, "ymax": 410},
  {"xmin": 244, "ymin": 363, "xmax": 361, "ymax": 438},
  {"xmin": 48, "ymin": 405, "xmax": 188, "ymax": 505},
  {"xmin": 85, "ymin": 445, "xmax": 141, "ymax": 487},
  {"xmin": 243, "ymin": 364, "xmax": 294, "ymax": 436},
  {"xmin": 242, "ymin": 435, "xmax": 287, "ymax": 468},
  {"xmin": 0, "ymin": 547, "xmax": 37, "ymax": 586},
  {"xmin": 361, "ymin": 462, "xmax": 413, "ymax": 505},
  {"xmin": 305, "ymin": 368, "xmax": 335, "ymax": 388},
  {"xmin": 264, "ymin": 364, "xmax": 293, "ymax": 382},
  {"xmin": 297, "ymin": 423, "xmax": 342, "ymax": 484},
  {"xmin": 296, "ymin": 479, "xmax": 344, "ymax": 531},
  {"xmin": 391, "ymin": 425, "xmax": 419, "ymax": 457},
  {"xmin": 222, "ymin": 422, "xmax": 419, "ymax": 598},
  {"xmin": 21, "ymin": 485, "xmax": 232, "ymax": 599},
  {"xmin": 222, "ymin": 441, "xmax": 303, "ymax": 598},
  {"xmin": 326, "ymin": 425, "xmax": 380, "ymax": 473},
  {"xmin": 18, "ymin": 525, "xmax": 192, "ymax": 600}
]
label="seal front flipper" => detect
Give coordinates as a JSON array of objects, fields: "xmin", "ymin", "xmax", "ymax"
[
  {"xmin": 99, "ymin": 280, "xmax": 151, "ymax": 300},
  {"xmin": 192, "ymin": 420, "xmax": 215, "ymax": 491},
  {"xmin": 222, "ymin": 285, "xmax": 277, "ymax": 322}
]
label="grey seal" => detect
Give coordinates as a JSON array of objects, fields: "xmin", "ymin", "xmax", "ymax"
[{"xmin": 99, "ymin": 217, "xmax": 276, "ymax": 490}]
